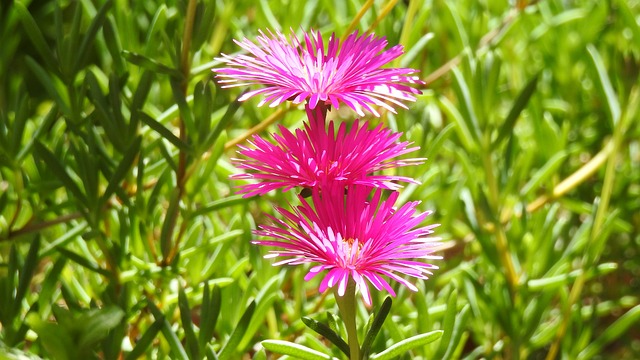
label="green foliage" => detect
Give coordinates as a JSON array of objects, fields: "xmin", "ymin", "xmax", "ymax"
[{"xmin": 1, "ymin": 0, "xmax": 639, "ymax": 359}]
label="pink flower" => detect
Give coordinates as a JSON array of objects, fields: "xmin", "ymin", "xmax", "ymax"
[
  {"xmin": 213, "ymin": 29, "xmax": 423, "ymax": 117},
  {"xmin": 255, "ymin": 185, "xmax": 440, "ymax": 306},
  {"xmin": 232, "ymin": 106, "xmax": 424, "ymax": 197}
]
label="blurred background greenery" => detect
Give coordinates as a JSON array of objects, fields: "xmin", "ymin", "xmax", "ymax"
[{"xmin": 1, "ymin": 0, "xmax": 639, "ymax": 359}]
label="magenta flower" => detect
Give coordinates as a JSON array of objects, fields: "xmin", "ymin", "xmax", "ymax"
[
  {"xmin": 213, "ymin": 29, "xmax": 423, "ymax": 117},
  {"xmin": 255, "ymin": 185, "xmax": 440, "ymax": 306},
  {"xmin": 231, "ymin": 106, "xmax": 424, "ymax": 197}
]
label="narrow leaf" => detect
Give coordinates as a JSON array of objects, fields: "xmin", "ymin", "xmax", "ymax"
[
  {"xmin": 199, "ymin": 284, "xmax": 221, "ymax": 352},
  {"xmin": 361, "ymin": 297, "xmax": 393, "ymax": 358},
  {"xmin": 147, "ymin": 300, "xmax": 189, "ymax": 360},
  {"xmin": 100, "ymin": 136, "xmax": 141, "ymax": 207},
  {"xmin": 217, "ymin": 301, "xmax": 256, "ymax": 360},
  {"xmin": 261, "ymin": 340, "xmax": 332, "ymax": 360},
  {"xmin": 25, "ymin": 57, "xmax": 70, "ymax": 117},
  {"xmin": 169, "ymin": 78, "xmax": 196, "ymax": 143},
  {"xmin": 159, "ymin": 188, "xmax": 180, "ymax": 260},
  {"xmin": 13, "ymin": 237, "xmax": 41, "ymax": 316},
  {"xmin": 438, "ymin": 96, "xmax": 476, "ymax": 152},
  {"xmin": 369, "ymin": 330, "xmax": 443, "ymax": 360},
  {"xmin": 451, "ymin": 68, "xmax": 481, "ymax": 143},
  {"xmin": 190, "ymin": 195, "xmax": 252, "ymax": 218},
  {"xmin": 520, "ymin": 151, "xmax": 568, "ymax": 197},
  {"xmin": 33, "ymin": 142, "xmax": 88, "ymax": 207},
  {"xmin": 78, "ymin": 306, "xmax": 125, "ymax": 348},
  {"xmin": 102, "ymin": 17, "xmax": 126, "ymax": 74},
  {"xmin": 578, "ymin": 304, "xmax": 640, "ymax": 360},
  {"xmin": 434, "ymin": 289, "xmax": 457, "ymax": 359},
  {"xmin": 202, "ymin": 92, "xmax": 244, "ymax": 151},
  {"xmin": 14, "ymin": 2, "xmax": 59, "ymax": 72},
  {"xmin": 139, "ymin": 111, "xmax": 191, "ymax": 152},
  {"xmin": 442, "ymin": 305, "xmax": 471, "ymax": 360},
  {"xmin": 178, "ymin": 289, "xmax": 200, "ymax": 360},
  {"xmin": 55, "ymin": 247, "xmax": 111, "ymax": 277},
  {"xmin": 125, "ymin": 318, "xmax": 164, "ymax": 360},
  {"xmin": 494, "ymin": 73, "xmax": 539, "ymax": 148},
  {"xmin": 73, "ymin": 0, "xmax": 113, "ymax": 71},
  {"xmin": 587, "ymin": 44, "xmax": 620, "ymax": 126},
  {"xmin": 301, "ymin": 317, "xmax": 349, "ymax": 356},
  {"xmin": 122, "ymin": 50, "xmax": 182, "ymax": 78},
  {"xmin": 129, "ymin": 71, "xmax": 154, "ymax": 134}
]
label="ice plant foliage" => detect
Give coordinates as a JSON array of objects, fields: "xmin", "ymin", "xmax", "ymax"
[
  {"xmin": 213, "ymin": 29, "xmax": 423, "ymax": 117},
  {"xmin": 255, "ymin": 185, "xmax": 441, "ymax": 306},
  {"xmin": 232, "ymin": 106, "xmax": 424, "ymax": 197}
]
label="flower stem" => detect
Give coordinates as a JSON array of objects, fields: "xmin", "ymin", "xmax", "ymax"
[{"xmin": 335, "ymin": 280, "xmax": 360, "ymax": 360}]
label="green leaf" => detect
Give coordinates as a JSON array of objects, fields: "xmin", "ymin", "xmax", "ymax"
[
  {"xmin": 178, "ymin": 289, "xmax": 200, "ymax": 360},
  {"xmin": 202, "ymin": 92, "xmax": 244, "ymax": 152},
  {"xmin": 4, "ymin": 245, "xmax": 19, "ymax": 321},
  {"xmin": 520, "ymin": 150, "xmax": 568, "ymax": 197},
  {"xmin": 84, "ymin": 71, "xmax": 124, "ymax": 149},
  {"xmin": 100, "ymin": 136, "xmax": 141, "ymax": 207},
  {"xmin": 144, "ymin": 5, "xmax": 169, "ymax": 54},
  {"xmin": 129, "ymin": 71, "xmax": 154, "ymax": 135},
  {"xmin": 451, "ymin": 68, "xmax": 481, "ymax": 143},
  {"xmin": 125, "ymin": 318, "xmax": 164, "ymax": 360},
  {"xmin": 194, "ymin": 80, "xmax": 214, "ymax": 144},
  {"xmin": 139, "ymin": 111, "xmax": 191, "ymax": 152},
  {"xmin": 78, "ymin": 306, "xmax": 125, "ymax": 349},
  {"xmin": 122, "ymin": 50, "xmax": 182, "ymax": 78},
  {"xmin": 239, "ymin": 275, "xmax": 283, "ymax": 349},
  {"xmin": 33, "ymin": 142, "xmax": 88, "ymax": 207},
  {"xmin": 102, "ymin": 16, "xmax": 126, "ymax": 74},
  {"xmin": 438, "ymin": 96, "xmax": 476, "ymax": 152},
  {"xmin": 16, "ymin": 105, "xmax": 59, "ymax": 164},
  {"xmin": 56, "ymin": 247, "xmax": 111, "ymax": 278},
  {"xmin": 400, "ymin": 32, "xmax": 434, "ymax": 67},
  {"xmin": 147, "ymin": 300, "xmax": 189, "ymax": 360},
  {"xmin": 199, "ymin": 284, "xmax": 221, "ymax": 353},
  {"xmin": 301, "ymin": 317, "xmax": 349, "ymax": 357},
  {"xmin": 369, "ymin": 330, "xmax": 443, "ymax": 360},
  {"xmin": 587, "ymin": 44, "xmax": 620, "ymax": 127},
  {"xmin": 26, "ymin": 313, "xmax": 74, "ymax": 360},
  {"xmin": 616, "ymin": 0, "xmax": 640, "ymax": 48},
  {"xmin": 25, "ymin": 57, "xmax": 70, "ymax": 117},
  {"xmin": 37, "ymin": 258, "xmax": 67, "ymax": 312},
  {"xmin": 12, "ymin": 237, "xmax": 40, "ymax": 316},
  {"xmin": 434, "ymin": 289, "xmax": 457, "ymax": 359},
  {"xmin": 493, "ymin": 73, "xmax": 540, "ymax": 148},
  {"xmin": 9, "ymin": 95, "xmax": 29, "ymax": 158},
  {"xmin": 14, "ymin": 2, "xmax": 59, "ymax": 73},
  {"xmin": 169, "ymin": 78, "xmax": 196, "ymax": 143},
  {"xmin": 442, "ymin": 305, "xmax": 470, "ymax": 360},
  {"xmin": 58, "ymin": 1, "xmax": 81, "ymax": 77},
  {"xmin": 252, "ymin": 348, "xmax": 267, "ymax": 360},
  {"xmin": 217, "ymin": 301, "xmax": 256, "ymax": 360},
  {"xmin": 424, "ymin": 122, "xmax": 455, "ymax": 161},
  {"xmin": 159, "ymin": 187, "xmax": 181, "ymax": 260},
  {"xmin": 190, "ymin": 195, "xmax": 252, "ymax": 218},
  {"xmin": 361, "ymin": 296, "xmax": 393, "ymax": 359},
  {"xmin": 578, "ymin": 304, "xmax": 640, "ymax": 360},
  {"xmin": 40, "ymin": 223, "xmax": 87, "ymax": 257},
  {"xmin": 73, "ymin": 0, "xmax": 113, "ymax": 72},
  {"xmin": 261, "ymin": 340, "xmax": 333, "ymax": 360}
]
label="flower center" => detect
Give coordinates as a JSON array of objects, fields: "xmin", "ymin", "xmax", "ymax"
[{"xmin": 339, "ymin": 237, "xmax": 363, "ymax": 267}]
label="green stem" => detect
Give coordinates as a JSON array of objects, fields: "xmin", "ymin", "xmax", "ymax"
[{"xmin": 335, "ymin": 280, "xmax": 360, "ymax": 360}]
